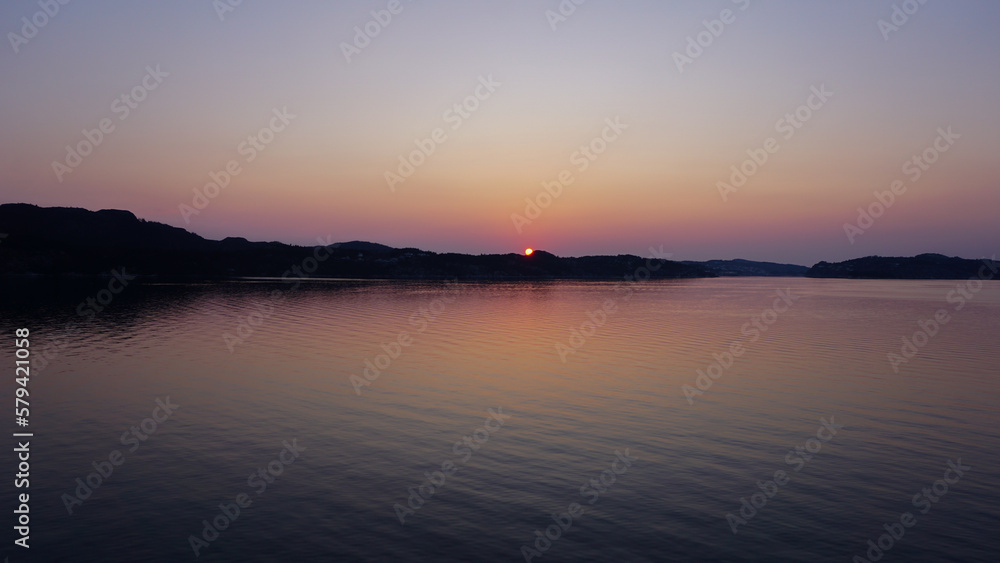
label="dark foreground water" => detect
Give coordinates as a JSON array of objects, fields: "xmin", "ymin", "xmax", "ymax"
[{"xmin": 0, "ymin": 277, "xmax": 997, "ymax": 562}]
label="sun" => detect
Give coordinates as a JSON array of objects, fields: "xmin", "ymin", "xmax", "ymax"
[{"xmin": 524, "ymin": 248, "xmax": 534, "ymax": 256}]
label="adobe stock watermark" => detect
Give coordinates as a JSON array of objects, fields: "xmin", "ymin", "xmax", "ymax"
[
  {"xmin": 223, "ymin": 236, "xmax": 338, "ymax": 352},
  {"xmin": 188, "ymin": 439, "xmax": 305, "ymax": 558},
  {"xmin": 350, "ymin": 280, "xmax": 462, "ymax": 395},
  {"xmin": 33, "ymin": 267, "xmax": 136, "ymax": 376},
  {"xmin": 887, "ymin": 256, "xmax": 996, "ymax": 373},
  {"xmin": 341, "ymin": 0, "xmax": 413, "ymax": 63},
  {"xmin": 715, "ymin": 84, "xmax": 833, "ymax": 202},
  {"xmin": 60, "ymin": 397, "xmax": 180, "ymax": 515},
  {"xmin": 852, "ymin": 458, "xmax": 970, "ymax": 563},
  {"xmin": 180, "ymin": 106, "xmax": 296, "ymax": 224},
  {"xmin": 7, "ymin": 0, "xmax": 72, "ymax": 54},
  {"xmin": 75, "ymin": 268, "xmax": 136, "ymax": 320},
  {"xmin": 385, "ymin": 75, "xmax": 500, "ymax": 192},
  {"xmin": 555, "ymin": 246, "xmax": 671, "ymax": 362},
  {"xmin": 843, "ymin": 126, "xmax": 958, "ymax": 244},
  {"xmin": 683, "ymin": 288, "xmax": 800, "ymax": 404},
  {"xmin": 545, "ymin": 0, "xmax": 587, "ymax": 31},
  {"xmin": 672, "ymin": 0, "xmax": 752, "ymax": 73},
  {"xmin": 30, "ymin": 323, "xmax": 80, "ymax": 376},
  {"xmin": 878, "ymin": 0, "xmax": 930, "ymax": 42},
  {"xmin": 511, "ymin": 117, "xmax": 628, "ymax": 233},
  {"xmin": 212, "ymin": 0, "xmax": 243, "ymax": 22},
  {"xmin": 393, "ymin": 407, "xmax": 512, "ymax": 524},
  {"xmin": 519, "ymin": 449, "xmax": 637, "ymax": 562},
  {"xmin": 726, "ymin": 416, "xmax": 843, "ymax": 534},
  {"xmin": 51, "ymin": 64, "xmax": 169, "ymax": 183}
]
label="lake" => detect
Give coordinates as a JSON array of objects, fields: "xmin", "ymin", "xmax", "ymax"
[{"xmin": 2, "ymin": 277, "xmax": 998, "ymax": 562}]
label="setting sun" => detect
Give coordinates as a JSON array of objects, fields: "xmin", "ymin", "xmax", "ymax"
[{"xmin": 524, "ymin": 248, "xmax": 533, "ymax": 256}]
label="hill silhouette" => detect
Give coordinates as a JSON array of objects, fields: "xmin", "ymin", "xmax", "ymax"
[
  {"xmin": 806, "ymin": 254, "xmax": 998, "ymax": 279},
  {"xmin": 0, "ymin": 204, "xmax": 715, "ymax": 279},
  {"xmin": 6, "ymin": 204, "xmax": 987, "ymax": 280},
  {"xmin": 683, "ymin": 259, "xmax": 808, "ymax": 277}
]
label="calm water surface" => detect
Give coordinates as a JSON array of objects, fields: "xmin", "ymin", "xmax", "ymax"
[{"xmin": 1, "ymin": 277, "xmax": 997, "ymax": 562}]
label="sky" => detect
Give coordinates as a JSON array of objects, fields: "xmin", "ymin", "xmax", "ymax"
[{"xmin": 1, "ymin": 0, "xmax": 998, "ymax": 265}]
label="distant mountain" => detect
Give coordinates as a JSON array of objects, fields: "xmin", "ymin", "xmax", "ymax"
[
  {"xmin": 683, "ymin": 259, "xmax": 808, "ymax": 277},
  {"xmin": 806, "ymin": 254, "xmax": 999, "ymax": 280},
  {"xmin": 4, "ymin": 205, "xmax": 989, "ymax": 280},
  {"xmin": 0, "ymin": 204, "xmax": 713, "ymax": 280},
  {"xmin": 0, "ymin": 204, "xmax": 209, "ymax": 251},
  {"xmin": 333, "ymin": 241, "xmax": 396, "ymax": 253}
]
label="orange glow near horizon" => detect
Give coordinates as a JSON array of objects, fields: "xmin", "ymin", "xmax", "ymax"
[
  {"xmin": 2, "ymin": 2, "xmax": 998, "ymax": 266},
  {"xmin": 524, "ymin": 248, "xmax": 534, "ymax": 256}
]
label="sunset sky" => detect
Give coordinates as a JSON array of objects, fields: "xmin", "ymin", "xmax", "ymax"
[{"xmin": 2, "ymin": 0, "xmax": 998, "ymax": 265}]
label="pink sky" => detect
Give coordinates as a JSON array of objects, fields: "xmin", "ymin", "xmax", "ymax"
[{"xmin": 2, "ymin": 1, "xmax": 998, "ymax": 265}]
